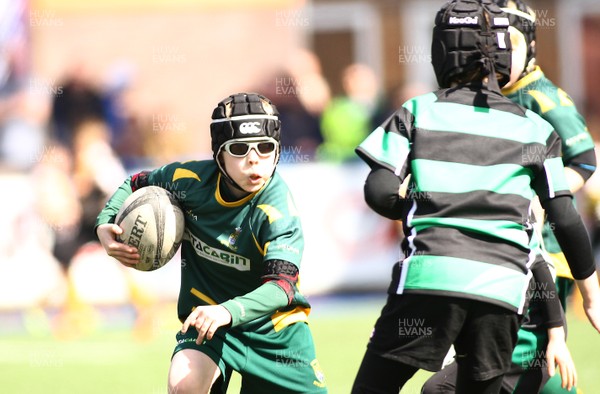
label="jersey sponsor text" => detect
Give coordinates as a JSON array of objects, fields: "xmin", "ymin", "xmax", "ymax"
[{"xmin": 186, "ymin": 230, "xmax": 251, "ymax": 271}]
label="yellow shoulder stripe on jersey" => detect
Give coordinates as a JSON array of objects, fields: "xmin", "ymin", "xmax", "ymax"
[
  {"xmin": 173, "ymin": 168, "xmax": 201, "ymax": 182},
  {"xmin": 501, "ymin": 65, "xmax": 544, "ymax": 96},
  {"xmin": 257, "ymin": 204, "xmax": 283, "ymax": 223},
  {"xmin": 557, "ymin": 88, "xmax": 574, "ymax": 107},
  {"xmin": 527, "ymin": 90, "xmax": 557, "ymax": 113},
  {"xmin": 271, "ymin": 306, "xmax": 310, "ymax": 332},
  {"xmin": 191, "ymin": 288, "xmax": 217, "ymax": 305},
  {"xmin": 548, "ymin": 252, "xmax": 574, "ymax": 280}
]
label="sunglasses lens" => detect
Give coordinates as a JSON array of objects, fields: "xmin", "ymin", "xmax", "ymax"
[
  {"xmin": 257, "ymin": 142, "xmax": 276, "ymax": 155},
  {"xmin": 225, "ymin": 140, "xmax": 277, "ymax": 157},
  {"xmin": 228, "ymin": 143, "xmax": 250, "ymax": 156}
]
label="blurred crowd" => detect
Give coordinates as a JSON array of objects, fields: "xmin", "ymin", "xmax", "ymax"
[{"xmin": 0, "ymin": 31, "xmax": 417, "ymax": 336}]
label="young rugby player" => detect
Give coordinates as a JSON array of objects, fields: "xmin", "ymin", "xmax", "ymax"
[
  {"xmin": 351, "ymin": 1, "xmax": 600, "ymax": 393},
  {"xmin": 423, "ymin": 1, "xmax": 599, "ymax": 392},
  {"xmin": 96, "ymin": 93, "xmax": 327, "ymax": 394}
]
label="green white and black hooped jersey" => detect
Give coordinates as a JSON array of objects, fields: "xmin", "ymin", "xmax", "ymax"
[
  {"xmin": 356, "ymin": 86, "xmax": 571, "ymax": 313},
  {"xmin": 97, "ymin": 160, "xmax": 311, "ymax": 330}
]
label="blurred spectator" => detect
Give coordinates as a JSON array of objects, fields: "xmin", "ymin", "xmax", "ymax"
[
  {"xmin": 72, "ymin": 120, "xmax": 127, "ymax": 237},
  {"xmin": 112, "ymin": 112, "xmax": 151, "ymax": 170},
  {"xmin": 317, "ymin": 63, "xmax": 381, "ymax": 163},
  {"xmin": 0, "ymin": 0, "xmax": 41, "ymax": 171},
  {"xmin": 34, "ymin": 120, "xmax": 126, "ymax": 270},
  {"xmin": 372, "ymin": 80, "xmax": 431, "ymax": 127},
  {"xmin": 257, "ymin": 48, "xmax": 330, "ymax": 163},
  {"xmin": 31, "ymin": 120, "xmax": 129, "ymax": 338},
  {"xmin": 0, "ymin": 0, "xmax": 29, "ymax": 98},
  {"xmin": 101, "ymin": 61, "xmax": 149, "ymax": 169},
  {"xmin": 0, "ymin": 89, "xmax": 48, "ymax": 171},
  {"xmin": 50, "ymin": 62, "xmax": 105, "ymax": 150},
  {"xmin": 285, "ymin": 48, "xmax": 331, "ymax": 116},
  {"xmin": 262, "ymin": 71, "xmax": 322, "ymax": 163},
  {"xmin": 0, "ymin": 170, "xmax": 66, "ymax": 312},
  {"xmin": 101, "ymin": 61, "xmax": 135, "ymax": 144}
]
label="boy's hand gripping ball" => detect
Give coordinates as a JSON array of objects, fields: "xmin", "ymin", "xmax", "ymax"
[{"xmin": 115, "ymin": 186, "xmax": 184, "ymax": 271}]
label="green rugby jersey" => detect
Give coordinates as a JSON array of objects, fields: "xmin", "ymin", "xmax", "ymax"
[
  {"xmin": 503, "ymin": 66, "xmax": 595, "ymax": 279},
  {"xmin": 356, "ymin": 86, "xmax": 571, "ymax": 313},
  {"xmin": 96, "ymin": 160, "xmax": 311, "ymax": 331}
]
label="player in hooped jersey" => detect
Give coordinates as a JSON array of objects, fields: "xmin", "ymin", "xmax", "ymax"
[
  {"xmin": 96, "ymin": 93, "xmax": 327, "ymax": 394},
  {"xmin": 351, "ymin": 1, "xmax": 600, "ymax": 393},
  {"xmin": 422, "ymin": 1, "xmax": 598, "ymax": 393}
]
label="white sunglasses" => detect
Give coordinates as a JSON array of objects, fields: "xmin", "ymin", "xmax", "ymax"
[{"xmin": 222, "ymin": 138, "xmax": 278, "ymax": 158}]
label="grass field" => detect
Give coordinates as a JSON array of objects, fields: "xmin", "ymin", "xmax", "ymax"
[{"xmin": 0, "ymin": 294, "xmax": 598, "ymax": 394}]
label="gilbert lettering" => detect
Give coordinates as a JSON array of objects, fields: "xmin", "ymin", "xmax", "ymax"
[{"xmin": 127, "ymin": 215, "xmax": 148, "ymax": 247}]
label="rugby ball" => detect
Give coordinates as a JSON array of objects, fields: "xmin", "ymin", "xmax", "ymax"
[{"xmin": 115, "ymin": 186, "xmax": 184, "ymax": 271}]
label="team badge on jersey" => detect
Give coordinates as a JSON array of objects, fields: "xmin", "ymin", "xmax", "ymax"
[
  {"xmin": 185, "ymin": 209, "xmax": 198, "ymax": 221},
  {"xmin": 228, "ymin": 227, "xmax": 242, "ymax": 250},
  {"xmin": 218, "ymin": 227, "xmax": 242, "ymax": 251},
  {"xmin": 311, "ymin": 359, "xmax": 326, "ymax": 388}
]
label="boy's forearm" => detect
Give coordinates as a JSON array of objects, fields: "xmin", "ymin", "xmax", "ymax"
[
  {"xmin": 564, "ymin": 167, "xmax": 585, "ymax": 193},
  {"xmin": 221, "ymin": 282, "xmax": 289, "ymax": 327},
  {"xmin": 575, "ymin": 271, "xmax": 600, "ymax": 307},
  {"xmin": 95, "ymin": 177, "xmax": 133, "ymax": 231},
  {"xmin": 547, "ymin": 326, "xmax": 566, "ymax": 344}
]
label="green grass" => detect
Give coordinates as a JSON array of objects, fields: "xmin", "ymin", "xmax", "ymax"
[{"xmin": 0, "ymin": 297, "xmax": 598, "ymax": 394}]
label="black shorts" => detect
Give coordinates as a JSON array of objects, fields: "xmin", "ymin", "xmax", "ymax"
[{"xmin": 367, "ymin": 293, "xmax": 520, "ymax": 381}]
